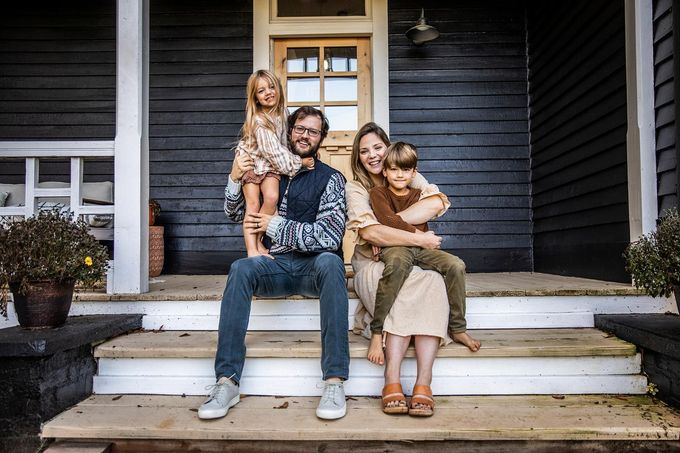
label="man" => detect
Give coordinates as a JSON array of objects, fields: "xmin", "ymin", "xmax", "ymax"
[{"xmin": 198, "ymin": 107, "xmax": 349, "ymax": 421}]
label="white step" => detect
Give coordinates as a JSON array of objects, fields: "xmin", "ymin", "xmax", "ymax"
[
  {"xmin": 2, "ymin": 294, "xmax": 672, "ymax": 331},
  {"xmin": 91, "ymin": 329, "xmax": 648, "ymax": 396}
]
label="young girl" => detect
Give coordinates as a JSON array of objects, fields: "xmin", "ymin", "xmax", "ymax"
[{"xmin": 236, "ymin": 70, "xmax": 314, "ymax": 256}]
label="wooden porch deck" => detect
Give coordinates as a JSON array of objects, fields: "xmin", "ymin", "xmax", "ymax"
[
  {"xmin": 76, "ymin": 272, "xmax": 646, "ymax": 302},
  {"xmin": 42, "ymin": 394, "xmax": 680, "ymax": 445}
]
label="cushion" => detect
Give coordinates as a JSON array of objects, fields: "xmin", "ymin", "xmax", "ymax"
[
  {"xmin": 0, "ymin": 183, "xmax": 25, "ymax": 207},
  {"xmin": 0, "ymin": 181, "xmax": 113, "ymax": 207}
]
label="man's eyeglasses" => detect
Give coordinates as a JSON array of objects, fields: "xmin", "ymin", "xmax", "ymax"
[{"xmin": 292, "ymin": 125, "xmax": 321, "ymax": 138}]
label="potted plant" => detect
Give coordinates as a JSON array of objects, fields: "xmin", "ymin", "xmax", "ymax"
[
  {"xmin": 624, "ymin": 207, "xmax": 680, "ymax": 313},
  {"xmin": 149, "ymin": 199, "xmax": 161, "ymax": 226},
  {"xmin": 0, "ymin": 210, "xmax": 109, "ymax": 328}
]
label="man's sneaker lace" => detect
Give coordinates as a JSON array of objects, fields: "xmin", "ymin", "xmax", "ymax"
[{"xmin": 315, "ymin": 381, "xmax": 347, "ymax": 420}]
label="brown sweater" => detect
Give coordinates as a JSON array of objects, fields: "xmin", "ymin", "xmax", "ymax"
[{"xmin": 369, "ymin": 186, "xmax": 428, "ymax": 234}]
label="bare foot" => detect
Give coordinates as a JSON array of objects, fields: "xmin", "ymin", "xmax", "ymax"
[
  {"xmin": 246, "ymin": 249, "xmax": 273, "ymax": 259},
  {"xmin": 367, "ymin": 334, "xmax": 385, "ymax": 365},
  {"xmin": 452, "ymin": 331, "xmax": 481, "ymax": 352},
  {"xmin": 256, "ymin": 241, "xmax": 269, "ymax": 255}
]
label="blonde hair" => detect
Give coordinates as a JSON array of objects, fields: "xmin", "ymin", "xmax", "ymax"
[
  {"xmin": 350, "ymin": 122, "xmax": 391, "ymax": 190},
  {"xmin": 240, "ymin": 70, "xmax": 286, "ymax": 148},
  {"xmin": 384, "ymin": 142, "xmax": 418, "ymax": 170}
]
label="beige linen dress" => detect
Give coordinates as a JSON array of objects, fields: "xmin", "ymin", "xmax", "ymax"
[{"xmin": 346, "ymin": 174, "xmax": 453, "ymax": 345}]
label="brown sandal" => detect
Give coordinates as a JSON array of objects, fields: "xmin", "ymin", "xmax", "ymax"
[
  {"xmin": 409, "ymin": 385, "xmax": 434, "ymax": 417},
  {"xmin": 382, "ymin": 383, "xmax": 409, "ymax": 414}
]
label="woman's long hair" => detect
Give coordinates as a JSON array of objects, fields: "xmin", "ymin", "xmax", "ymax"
[
  {"xmin": 350, "ymin": 122, "xmax": 391, "ymax": 190},
  {"xmin": 240, "ymin": 69, "xmax": 286, "ymax": 148}
]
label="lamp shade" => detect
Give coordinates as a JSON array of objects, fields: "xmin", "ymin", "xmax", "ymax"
[{"xmin": 405, "ymin": 8, "xmax": 439, "ymax": 45}]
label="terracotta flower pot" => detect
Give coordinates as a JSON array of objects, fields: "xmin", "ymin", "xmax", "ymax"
[{"xmin": 10, "ymin": 280, "xmax": 75, "ymax": 329}]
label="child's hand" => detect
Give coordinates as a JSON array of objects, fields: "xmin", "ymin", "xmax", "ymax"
[
  {"xmin": 302, "ymin": 157, "xmax": 315, "ymax": 170},
  {"xmin": 417, "ymin": 231, "xmax": 442, "ymax": 250},
  {"xmin": 372, "ymin": 245, "xmax": 381, "ymax": 261}
]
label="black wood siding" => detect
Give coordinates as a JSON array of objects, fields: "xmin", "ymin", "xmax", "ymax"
[
  {"xmin": 149, "ymin": 0, "xmax": 252, "ymax": 273},
  {"xmin": 527, "ymin": 0, "xmax": 630, "ymax": 282},
  {"xmin": 388, "ymin": 0, "xmax": 532, "ymax": 272},
  {"xmin": 0, "ymin": 1, "xmax": 116, "ymax": 184},
  {"xmin": 654, "ymin": 0, "xmax": 679, "ymax": 213}
]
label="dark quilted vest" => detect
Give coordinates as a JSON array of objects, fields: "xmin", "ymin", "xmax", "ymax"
[{"xmin": 277, "ymin": 159, "xmax": 344, "ymax": 260}]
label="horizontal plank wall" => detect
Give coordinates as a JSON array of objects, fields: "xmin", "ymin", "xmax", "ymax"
[
  {"xmin": 149, "ymin": 0, "xmax": 252, "ymax": 273},
  {"xmin": 388, "ymin": 0, "xmax": 532, "ymax": 272},
  {"xmin": 654, "ymin": 0, "xmax": 679, "ymax": 213},
  {"xmin": 0, "ymin": 0, "xmax": 116, "ymax": 183},
  {"xmin": 527, "ymin": 0, "xmax": 630, "ymax": 282}
]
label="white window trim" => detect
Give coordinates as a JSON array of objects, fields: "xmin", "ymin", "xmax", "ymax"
[
  {"xmin": 253, "ymin": 0, "xmax": 389, "ymax": 131},
  {"xmin": 625, "ymin": 0, "xmax": 658, "ymax": 241}
]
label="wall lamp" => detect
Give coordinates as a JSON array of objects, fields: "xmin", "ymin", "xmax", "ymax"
[{"xmin": 405, "ymin": 8, "xmax": 440, "ymax": 45}]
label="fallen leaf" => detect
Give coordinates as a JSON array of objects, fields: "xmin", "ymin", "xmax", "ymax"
[
  {"xmin": 112, "ymin": 395, "xmax": 123, "ymax": 401},
  {"xmin": 189, "ymin": 408, "xmax": 198, "ymax": 412},
  {"xmin": 274, "ymin": 401, "xmax": 289, "ymax": 409},
  {"xmin": 179, "ymin": 333, "xmax": 191, "ymax": 338},
  {"xmin": 552, "ymin": 395, "xmax": 565, "ymax": 400}
]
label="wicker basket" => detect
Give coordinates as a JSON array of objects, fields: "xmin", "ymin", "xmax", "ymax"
[{"xmin": 149, "ymin": 225, "xmax": 164, "ymax": 277}]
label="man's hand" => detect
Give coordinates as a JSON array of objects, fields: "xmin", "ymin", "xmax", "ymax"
[
  {"xmin": 231, "ymin": 150, "xmax": 255, "ymax": 182},
  {"xmin": 302, "ymin": 157, "xmax": 315, "ymax": 170},
  {"xmin": 416, "ymin": 230, "xmax": 442, "ymax": 250},
  {"xmin": 245, "ymin": 212, "xmax": 274, "ymax": 234}
]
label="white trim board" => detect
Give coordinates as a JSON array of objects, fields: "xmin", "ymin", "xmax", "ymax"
[
  {"xmin": 0, "ymin": 141, "xmax": 114, "ymax": 158},
  {"xmin": 1, "ymin": 294, "xmax": 673, "ymax": 331},
  {"xmin": 94, "ymin": 354, "xmax": 647, "ymax": 396}
]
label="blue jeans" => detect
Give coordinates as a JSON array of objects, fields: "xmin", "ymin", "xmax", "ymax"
[{"xmin": 214, "ymin": 251, "xmax": 349, "ymax": 383}]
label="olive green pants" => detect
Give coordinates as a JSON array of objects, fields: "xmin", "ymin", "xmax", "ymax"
[{"xmin": 372, "ymin": 246, "xmax": 467, "ymax": 335}]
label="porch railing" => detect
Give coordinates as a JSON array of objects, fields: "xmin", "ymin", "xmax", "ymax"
[{"xmin": 0, "ymin": 141, "xmax": 115, "ymax": 240}]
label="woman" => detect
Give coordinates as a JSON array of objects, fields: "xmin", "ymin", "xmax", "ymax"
[{"xmin": 346, "ymin": 122, "xmax": 480, "ymax": 416}]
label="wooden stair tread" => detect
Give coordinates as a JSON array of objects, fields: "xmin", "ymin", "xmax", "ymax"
[
  {"xmin": 42, "ymin": 394, "xmax": 680, "ymax": 441},
  {"xmin": 94, "ymin": 328, "xmax": 637, "ymax": 359}
]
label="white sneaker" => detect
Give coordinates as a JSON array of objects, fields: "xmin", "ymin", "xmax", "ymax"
[
  {"xmin": 197, "ymin": 378, "xmax": 240, "ymax": 420},
  {"xmin": 316, "ymin": 381, "xmax": 346, "ymax": 420}
]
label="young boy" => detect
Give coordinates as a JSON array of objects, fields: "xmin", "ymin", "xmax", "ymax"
[{"xmin": 367, "ymin": 142, "xmax": 481, "ymax": 365}]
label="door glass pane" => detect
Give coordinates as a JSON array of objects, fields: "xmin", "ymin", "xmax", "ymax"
[
  {"xmin": 287, "ymin": 78, "xmax": 320, "ymax": 102},
  {"xmin": 325, "ymin": 106, "xmax": 357, "ymax": 130},
  {"xmin": 278, "ymin": 0, "xmax": 365, "ymax": 17},
  {"xmin": 324, "ymin": 47, "xmax": 357, "ymax": 72},
  {"xmin": 287, "ymin": 48, "xmax": 319, "ymax": 73},
  {"xmin": 324, "ymin": 77, "xmax": 357, "ymax": 102}
]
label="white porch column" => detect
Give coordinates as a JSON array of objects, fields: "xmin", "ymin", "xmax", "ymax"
[
  {"xmin": 625, "ymin": 0, "xmax": 658, "ymax": 240},
  {"xmin": 113, "ymin": 0, "xmax": 149, "ymax": 293}
]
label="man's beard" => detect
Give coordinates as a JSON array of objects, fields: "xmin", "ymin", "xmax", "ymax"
[{"xmin": 291, "ymin": 136, "xmax": 320, "ymax": 158}]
